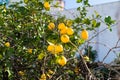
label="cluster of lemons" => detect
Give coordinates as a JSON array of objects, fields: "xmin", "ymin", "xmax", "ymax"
[
  {"xmin": 48, "ymin": 22, "xmax": 74, "ymax": 43},
  {"xmin": 47, "ymin": 44, "xmax": 63, "ymax": 54},
  {"xmin": 47, "ymin": 43, "xmax": 67, "ymax": 66},
  {"xmin": 47, "ymin": 22, "xmax": 74, "ymax": 66},
  {"xmin": 47, "ymin": 20, "xmax": 89, "ymax": 66}
]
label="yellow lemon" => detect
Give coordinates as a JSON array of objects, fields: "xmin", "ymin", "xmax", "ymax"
[
  {"xmin": 27, "ymin": 49, "xmax": 33, "ymax": 54},
  {"xmin": 58, "ymin": 23, "xmax": 66, "ymax": 30},
  {"xmin": 58, "ymin": 56, "xmax": 67, "ymax": 66},
  {"xmin": 44, "ymin": 2, "xmax": 50, "ymax": 10},
  {"xmin": 47, "ymin": 44, "xmax": 58, "ymax": 54},
  {"xmin": 4, "ymin": 42, "xmax": 10, "ymax": 47},
  {"xmin": 80, "ymin": 29, "xmax": 89, "ymax": 40},
  {"xmin": 18, "ymin": 71, "xmax": 24, "ymax": 76},
  {"xmin": 55, "ymin": 44, "xmax": 63, "ymax": 53},
  {"xmin": 61, "ymin": 35, "xmax": 70, "ymax": 43},
  {"xmin": 47, "ymin": 44, "xmax": 63, "ymax": 54},
  {"xmin": 40, "ymin": 73, "xmax": 46, "ymax": 80},
  {"xmin": 48, "ymin": 22, "xmax": 55, "ymax": 30},
  {"xmin": 60, "ymin": 27, "xmax": 68, "ymax": 34},
  {"xmin": 83, "ymin": 56, "xmax": 90, "ymax": 62},
  {"xmin": 47, "ymin": 44, "xmax": 55, "ymax": 52},
  {"xmin": 67, "ymin": 28, "xmax": 74, "ymax": 35}
]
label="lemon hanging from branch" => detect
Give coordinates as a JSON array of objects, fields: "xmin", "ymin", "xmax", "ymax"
[
  {"xmin": 58, "ymin": 23, "xmax": 66, "ymax": 30},
  {"xmin": 44, "ymin": 2, "xmax": 50, "ymax": 11},
  {"xmin": 58, "ymin": 56, "xmax": 67, "ymax": 66},
  {"xmin": 67, "ymin": 28, "xmax": 74, "ymax": 35},
  {"xmin": 47, "ymin": 44, "xmax": 63, "ymax": 54},
  {"xmin": 60, "ymin": 27, "xmax": 68, "ymax": 34},
  {"xmin": 48, "ymin": 22, "xmax": 55, "ymax": 30},
  {"xmin": 61, "ymin": 35, "xmax": 70, "ymax": 43},
  {"xmin": 4, "ymin": 42, "xmax": 10, "ymax": 47},
  {"xmin": 80, "ymin": 29, "xmax": 89, "ymax": 40}
]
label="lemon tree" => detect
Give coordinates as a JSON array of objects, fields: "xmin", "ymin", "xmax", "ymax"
[{"xmin": 0, "ymin": 0, "xmax": 115, "ymax": 80}]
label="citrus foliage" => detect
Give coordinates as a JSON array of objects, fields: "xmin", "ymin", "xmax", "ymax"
[{"xmin": 0, "ymin": 0, "xmax": 114, "ymax": 79}]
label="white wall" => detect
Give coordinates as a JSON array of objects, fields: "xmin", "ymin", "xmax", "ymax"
[{"xmin": 88, "ymin": 2, "xmax": 120, "ymax": 63}]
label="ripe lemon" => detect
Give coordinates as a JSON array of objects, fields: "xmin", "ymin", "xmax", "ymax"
[
  {"xmin": 60, "ymin": 27, "xmax": 68, "ymax": 34},
  {"xmin": 47, "ymin": 44, "xmax": 63, "ymax": 54},
  {"xmin": 4, "ymin": 42, "xmax": 10, "ymax": 47},
  {"xmin": 58, "ymin": 23, "xmax": 66, "ymax": 30},
  {"xmin": 67, "ymin": 28, "xmax": 74, "ymax": 35},
  {"xmin": 40, "ymin": 73, "xmax": 46, "ymax": 80},
  {"xmin": 48, "ymin": 22, "xmax": 55, "ymax": 30},
  {"xmin": 61, "ymin": 35, "xmax": 70, "ymax": 43},
  {"xmin": 44, "ymin": 2, "xmax": 50, "ymax": 10},
  {"xmin": 27, "ymin": 49, "xmax": 33, "ymax": 54},
  {"xmin": 83, "ymin": 56, "xmax": 90, "ymax": 62},
  {"xmin": 55, "ymin": 44, "xmax": 63, "ymax": 53},
  {"xmin": 47, "ymin": 44, "xmax": 55, "ymax": 52},
  {"xmin": 58, "ymin": 56, "xmax": 67, "ymax": 66},
  {"xmin": 80, "ymin": 29, "xmax": 88, "ymax": 40}
]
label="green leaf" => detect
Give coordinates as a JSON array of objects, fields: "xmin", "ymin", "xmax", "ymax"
[
  {"xmin": 92, "ymin": 20, "xmax": 97, "ymax": 27},
  {"xmin": 84, "ymin": 0, "xmax": 89, "ymax": 5},
  {"xmin": 104, "ymin": 16, "xmax": 115, "ymax": 25},
  {"xmin": 96, "ymin": 22, "xmax": 101, "ymax": 28},
  {"xmin": 94, "ymin": 11, "xmax": 101, "ymax": 18},
  {"xmin": 108, "ymin": 25, "xmax": 112, "ymax": 31},
  {"xmin": 24, "ymin": 0, "xmax": 29, "ymax": 4},
  {"xmin": 38, "ymin": 53, "xmax": 46, "ymax": 60},
  {"xmin": 104, "ymin": 16, "xmax": 111, "ymax": 24},
  {"xmin": 77, "ymin": 7, "xmax": 80, "ymax": 11},
  {"xmin": 104, "ymin": 16, "xmax": 115, "ymax": 31},
  {"xmin": 0, "ymin": 54, "xmax": 3, "ymax": 60},
  {"xmin": 76, "ymin": 0, "xmax": 82, "ymax": 3},
  {"xmin": 82, "ymin": 18, "xmax": 90, "ymax": 25}
]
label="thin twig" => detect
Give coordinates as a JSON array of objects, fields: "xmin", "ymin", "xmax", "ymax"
[
  {"xmin": 69, "ymin": 41, "xmax": 97, "ymax": 79},
  {"xmin": 102, "ymin": 38, "xmax": 120, "ymax": 62},
  {"xmin": 98, "ymin": 62, "xmax": 120, "ymax": 76}
]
